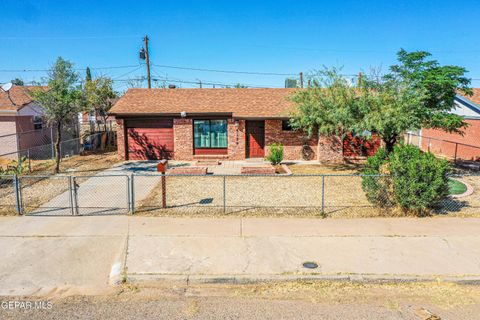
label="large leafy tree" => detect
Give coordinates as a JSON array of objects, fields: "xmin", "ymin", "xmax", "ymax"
[
  {"xmin": 354, "ymin": 77, "xmax": 426, "ymax": 152},
  {"xmin": 289, "ymin": 68, "xmax": 362, "ymax": 139},
  {"xmin": 32, "ymin": 57, "xmax": 82, "ymax": 174},
  {"xmin": 291, "ymin": 50, "xmax": 472, "ymax": 153},
  {"xmin": 83, "ymin": 76, "xmax": 117, "ymax": 131}
]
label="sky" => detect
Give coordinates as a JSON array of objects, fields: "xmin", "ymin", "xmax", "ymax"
[{"xmin": 1, "ymin": 0, "xmax": 479, "ymax": 91}]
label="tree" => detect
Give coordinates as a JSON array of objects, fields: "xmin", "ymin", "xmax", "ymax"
[
  {"xmin": 291, "ymin": 50, "xmax": 473, "ymax": 153},
  {"xmin": 83, "ymin": 76, "xmax": 117, "ymax": 130},
  {"xmin": 32, "ymin": 57, "xmax": 82, "ymax": 174},
  {"xmin": 357, "ymin": 50, "xmax": 472, "ymax": 152},
  {"xmin": 353, "ymin": 78, "xmax": 426, "ymax": 153},
  {"xmin": 289, "ymin": 68, "xmax": 363, "ymax": 138},
  {"xmin": 11, "ymin": 78, "xmax": 24, "ymax": 86},
  {"xmin": 85, "ymin": 67, "xmax": 92, "ymax": 82}
]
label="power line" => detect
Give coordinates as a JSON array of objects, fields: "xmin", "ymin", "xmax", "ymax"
[
  {"xmin": 0, "ymin": 64, "xmax": 141, "ymax": 73},
  {"xmin": 0, "ymin": 35, "xmax": 140, "ymax": 40},
  {"xmin": 153, "ymin": 64, "xmax": 297, "ymax": 76}
]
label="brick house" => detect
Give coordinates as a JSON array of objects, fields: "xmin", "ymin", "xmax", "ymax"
[
  {"xmin": 411, "ymin": 89, "xmax": 480, "ymax": 160},
  {"xmin": 109, "ymin": 88, "xmax": 380, "ymax": 162}
]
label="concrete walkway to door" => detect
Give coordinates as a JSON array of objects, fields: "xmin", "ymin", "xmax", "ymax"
[{"xmin": 30, "ymin": 161, "xmax": 161, "ymax": 216}]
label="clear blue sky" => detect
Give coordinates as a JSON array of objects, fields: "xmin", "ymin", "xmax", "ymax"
[{"xmin": 1, "ymin": 0, "xmax": 479, "ymax": 91}]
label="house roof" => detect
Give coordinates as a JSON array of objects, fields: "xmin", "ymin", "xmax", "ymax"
[
  {"xmin": 462, "ymin": 88, "xmax": 480, "ymax": 106},
  {"xmin": 109, "ymin": 88, "xmax": 299, "ymax": 118},
  {"xmin": 456, "ymin": 89, "xmax": 480, "ymax": 115},
  {"xmin": 0, "ymin": 85, "xmax": 47, "ymax": 111}
]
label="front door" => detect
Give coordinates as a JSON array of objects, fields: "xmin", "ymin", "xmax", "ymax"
[{"xmin": 246, "ymin": 121, "xmax": 265, "ymax": 158}]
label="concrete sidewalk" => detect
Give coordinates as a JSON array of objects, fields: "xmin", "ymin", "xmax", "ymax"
[
  {"xmin": 0, "ymin": 216, "xmax": 128, "ymax": 296},
  {"xmin": 1, "ymin": 216, "xmax": 480, "ymax": 296},
  {"xmin": 126, "ymin": 217, "xmax": 480, "ymax": 283}
]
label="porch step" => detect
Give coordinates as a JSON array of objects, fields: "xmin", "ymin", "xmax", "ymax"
[
  {"xmin": 194, "ymin": 154, "xmax": 228, "ymax": 166},
  {"xmin": 195, "ymin": 159, "xmax": 221, "ymax": 166}
]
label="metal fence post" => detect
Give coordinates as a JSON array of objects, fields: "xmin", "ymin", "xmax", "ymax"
[
  {"xmin": 72, "ymin": 176, "xmax": 79, "ymax": 215},
  {"xmin": 13, "ymin": 174, "xmax": 23, "ymax": 215},
  {"xmin": 223, "ymin": 175, "xmax": 226, "ymax": 213},
  {"xmin": 454, "ymin": 143, "xmax": 458, "ymax": 163},
  {"xmin": 321, "ymin": 175, "xmax": 325, "ymax": 215},
  {"xmin": 68, "ymin": 176, "xmax": 75, "ymax": 216},
  {"xmin": 27, "ymin": 149, "xmax": 31, "ymax": 173},
  {"xmin": 128, "ymin": 174, "xmax": 135, "ymax": 214}
]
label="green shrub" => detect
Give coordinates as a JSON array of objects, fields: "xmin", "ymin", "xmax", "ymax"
[
  {"xmin": 389, "ymin": 144, "xmax": 450, "ymax": 214},
  {"xmin": 361, "ymin": 147, "xmax": 394, "ymax": 207},
  {"xmin": 362, "ymin": 144, "xmax": 450, "ymax": 216},
  {"xmin": 266, "ymin": 143, "xmax": 284, "ymax": 165}
]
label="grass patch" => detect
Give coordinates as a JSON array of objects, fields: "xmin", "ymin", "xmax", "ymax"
[{"xmin": 448, "ymin": 178, "xmax": 467, "ymax": 195}]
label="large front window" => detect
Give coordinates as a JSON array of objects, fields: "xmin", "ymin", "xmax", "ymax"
[{"xmin": 194, "ymin": 120, "xmax": 228, "ymax": 148}]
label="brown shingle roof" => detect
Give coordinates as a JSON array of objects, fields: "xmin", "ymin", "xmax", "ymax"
[
  {"xmin": 109, "ymin": 88, "xmax": 299, "ymax": 118},
  {"xmin": 460, "ymin": 88, "xmax": 480, "ymax": 105},
  {"xmin": 0, "ymin": 85, "xmax": 47, "ymax": 111}
]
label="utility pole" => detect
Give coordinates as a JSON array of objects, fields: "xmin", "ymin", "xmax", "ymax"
[
  {"xmin": 144, "ymin": 35, "xmax": 151, "ymax": 89},
  {"xmin": 357, "ymin": 72, "xmax": 363, "ymax": 87},
  {"xmin": 299, "ymin": 72, "xmax": 304, "ymax": 88}
]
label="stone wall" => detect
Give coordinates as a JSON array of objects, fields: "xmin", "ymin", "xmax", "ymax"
[{"xmin": 264, "ymin": 120, "xmax": 318, "ymax": 160}]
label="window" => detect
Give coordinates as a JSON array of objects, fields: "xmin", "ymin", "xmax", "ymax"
[
  {"xmin": 282, "ymin": 120, "xmax": 293, "ymax": 131},
  {"xmin": 194, "ymin": 120, "xmax": 228, "ymax": 148},
  {"xmin": 33, "ymin": 116, "xmax": 43, "ymax": 130}
]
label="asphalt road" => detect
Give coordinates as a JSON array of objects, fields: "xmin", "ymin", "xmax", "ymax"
[{"xmin": 1, "ymin": 281, "xmax": 480, "ymax": 320}]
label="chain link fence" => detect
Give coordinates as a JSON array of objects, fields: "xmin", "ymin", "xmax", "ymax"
[
  {"xmin": 0, "ymin": 124, "xmax": 80, "ymax": 160},
  {"xmin": 405, "ymin": 132, "xmax": 480, "ymax": 163},
  {"xmin": 0, "ymin": 132, "xmax": 116, "ymax": 175},
  {"xmin": 1, "ymin": 172, "xmax": 478, "ymax": 217}
]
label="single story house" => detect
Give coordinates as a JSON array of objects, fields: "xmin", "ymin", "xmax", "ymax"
[
  {"xmin": 410, "ymin": 88, "xmax": 480, "ymax": 160},
  {"xmin": 109, "ymin": 88, "xmax": 380, "ymax": 162},
  {"xmin": 0, "ymin": 85, "xmax": 49, "ymax": 158}
]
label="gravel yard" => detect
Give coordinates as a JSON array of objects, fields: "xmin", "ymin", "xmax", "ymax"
[{"xmin": 136, "ymin": 163, "xmax": 480, "ymax": 218}]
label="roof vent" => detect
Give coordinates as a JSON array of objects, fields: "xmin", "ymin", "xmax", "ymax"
[{"xmin": 168, "ymin": 84, "xmax": 176, "ymax": 89}]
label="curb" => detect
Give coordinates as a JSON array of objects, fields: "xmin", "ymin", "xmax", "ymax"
[
  {"xmin": 126, "ymin": 273, "xmax": 480, "ymax": 285},
  {"xmin": 109, "ymin": 235, "xmax": 129, "ymax": 285}
]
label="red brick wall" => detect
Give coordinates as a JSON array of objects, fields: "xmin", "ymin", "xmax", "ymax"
[
  {"xmin": 343, "ymin": 133, "xmax": 381, "ymax": 158},
  {"xmin": 420, "ymin": 119, "xmax": 480, "ymax": 160},
  {"xmin": 173, "ymin": 118, "xmax": 193, "ymax": 160},
  {"xmin": 116, "ymin": 119, "xmax": 125, "ymax": 160},
  {"xmin": 317, "ymin": 135, "xmax": 344, "ymax": 163},
  {"xmin": 264, "ymin": 120, "xmax": 318, "ymax": 160},
  {"xmin": 118, "ymin": 116, "xmax": 384, "ymax": 162},
  {"xmin": 227, "ymin": 119, "xmax": 246, "ymax": 160}
]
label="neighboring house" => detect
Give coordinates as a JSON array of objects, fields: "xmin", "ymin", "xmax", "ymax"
[
  {"xmin": 0, "ymin": 86, "xmax": 48, "ymax": 158},
  {"xmin": 109, "ymin": 88, "xmax": 380, "ymax": 161},
  {"xmin": 414, "ymin": 88, "xmax": 480, "ymax": 160}
]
